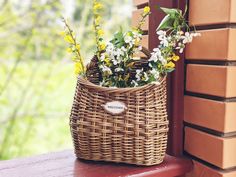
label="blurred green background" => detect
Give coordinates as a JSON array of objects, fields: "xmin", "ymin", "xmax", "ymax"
[{"xmin": 0, "ymin": 0, "xmax": 132, "ymax": 160}]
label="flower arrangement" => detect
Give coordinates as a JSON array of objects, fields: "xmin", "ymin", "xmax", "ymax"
[{"xmin": 61, "ymin": 1, "xmax": 200, "ymax": 88}]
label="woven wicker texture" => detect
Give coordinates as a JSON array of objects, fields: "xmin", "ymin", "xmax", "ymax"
[
  {"xmin": 70, "ymin": 76, "xmax": 169, "ymax": 166},
  {"xmin": 86, "ymin": 56, "xmax": 101, "ymax": 85}
]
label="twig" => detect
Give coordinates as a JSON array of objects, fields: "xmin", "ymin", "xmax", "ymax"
[{"xmin": 62, "ymin": 18, "xmax": 86, "ymax": 74}]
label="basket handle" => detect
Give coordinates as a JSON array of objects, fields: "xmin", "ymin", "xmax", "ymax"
[{"xmin": 140, "ymin": 46, "xmax": 152, "ymax": 59}]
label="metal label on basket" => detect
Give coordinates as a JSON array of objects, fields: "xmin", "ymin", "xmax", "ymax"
[{"xmin": 103, "ymin": 101, "xmax": 127, "ymax": 115}]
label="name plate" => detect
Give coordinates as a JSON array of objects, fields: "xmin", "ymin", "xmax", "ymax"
[{"xmin": 103, "ymin": 101, "xmax": 127, "ymax": 115}]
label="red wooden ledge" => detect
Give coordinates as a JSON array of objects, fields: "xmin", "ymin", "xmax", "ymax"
[{"xmin": 0, "ymin": 150, "xmax": 192, "ymax": 177}]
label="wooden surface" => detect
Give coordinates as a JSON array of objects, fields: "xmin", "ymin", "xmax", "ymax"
[
  {"xmin": 0, "ymin": 150, "xmax": 192, "ymax": 177},
  {"xmin": 186, "ymin": 160, "xmax": 236, "ymax": 177}
]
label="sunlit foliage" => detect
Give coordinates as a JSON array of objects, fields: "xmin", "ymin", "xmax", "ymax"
[{"xmin": 0, "ymin": 0, "xmax": 131, "ymax": 160}]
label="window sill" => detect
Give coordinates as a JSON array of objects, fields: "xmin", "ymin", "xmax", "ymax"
[{"xmin": 0, "ymin": 150, "xmax": 192, "ymax": 177}]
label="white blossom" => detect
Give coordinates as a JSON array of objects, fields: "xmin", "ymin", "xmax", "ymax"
[
  {"xmin": 182, "ymin": 32, "xmax": 200, "ymax": 44},
  {"xmin": 135, "ymin": 69, "xmax": 143, "ymax": 81},
  {"xmin": 99, "ymin": 80, "xmax": 106, "ymax": 86},
  {"xmin": 131, "ymin": 80, "xmax": 139, "ymax": 87},
  {"xmin": 157, "ymin": 30, "xmax": 169, "ymax": 47},
  {"xmin": 143, "ymin": 72, "xmax": 149, "ymax": 81},
  {"xmin": 192, "ymin": 32, "xmax": 201, "ymax": 37},
  {"xmin": 132, "ymin": 30, "xmax": 142, "ymax": 39},
  {"xmin": 179, "ymin": 48, "xmax": 184, "ymax": 53},
  {"xmin": 114, "ymin": 48, "xmax": 124, "ymax": 57},
  {"xmin": 121, "ymin": 46, "xmax": 127, "ymax": 52},
  {"xmin": 149, "ymin": 48, "xmax": 163, "ymax": 62},
  {"xmin": 157, "ymin": 30, "xmax": 166, "ymax": 37},
  {"xmin": 150, "ymin": 69, "xmax": 160, "ymax": 80},
  {"xmin": 160, "ymin": 38, "xmax": 169, "ymax": 47},
  {"xmin": 124, "ymin": 34, "xmax": 135, "ymax": 48},
  {"xmin": 176, "ymin": 42, "xmax": 185, "ymax": 53},
  {"xmin": 106, "ymin": 42, "xmax": 115, "ymax": 56},
  {"xmin": 100, "ymin": 65, "xmax": 112, "ymax": 75},
  {"xmin": 153, "ymin": 48, "xmax": 162, "ymax": 58},
  {"xmin": 174, "ymin": 31, "xmax": 183, "ymax": 40},
  {"xmin": 115, "ymin": 67, "xmax": 124, "ymax": 72},
  {"xmin": 159, "ymin": 57, "xmax": 167, "ymax": 65},
  {"xmin": 112, "ymin": 59, "xmax": 119, "ymax": 65},
  {"xmin": 182, "ymin": 32, "xmax": 193, "ymax": 44},
  {"xmin": 124, "ymin": 35, "xmax": 133, "ymax": 44},
  {"xmin": 105, "ymin": 42, "xmax": 126, "ymax": 66},
  {"xmin": 149, "ymin": 54, "xmax": 158, "ymax": 62},
  {"xmin": 100, "ymin": 53, "xmax": 106, "ymax": 61},
  {"xmin": 148, "ymin": 63, "xmax": 153, "ymax": 68},
  {"xmin": 138, "ymin": 45, "xmax": 142, "ymax": 51}
]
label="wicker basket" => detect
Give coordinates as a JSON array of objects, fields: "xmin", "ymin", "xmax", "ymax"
[{"xmin": 70, "ymin": 48, "xmax": 169, "ymax": 166}]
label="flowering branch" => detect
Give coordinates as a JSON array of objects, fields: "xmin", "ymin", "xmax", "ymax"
[
  {"xmin": 136, "ymin": 6, "xmax": 151, "ymax": 31},
  {"xmin": 92, "ymin": 0, "xmax": 106, "ymax": 58},
  {"xmin": 61, "ymin": 18, "xmax": 86, "ymax": 76},
  {"xmin": 60, "ymin": 3, "xmax": 200, "ymax": 88},
  {"xmin": 96, "ymin": 6, "xmax": 151, "ymax": 87},
  {"xmin": 131, "ymin": 7, "xmax": 200, "ymax": 87}
]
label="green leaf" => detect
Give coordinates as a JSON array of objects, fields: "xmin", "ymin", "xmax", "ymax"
[
  {"xmin": 173, "ymin": 18, "xmax": 180, "ymax": 28},
  {"xmin": 183, "ymin": 4, "xmax": 188, "ymax": 16},
  {"xmin": 160, "ymin": 7, "xmax": 180, "ymax": 17},
  {"xmin": 156, "ymin": 14, "xmax": 175, "ymax": 31},
  {"xmin": 166, "ymin": 68, "xmax": 175, "ymax": 73},
  {"xmin": 110, "ymin": 30, "xmax": 125, "ymax": 47}
]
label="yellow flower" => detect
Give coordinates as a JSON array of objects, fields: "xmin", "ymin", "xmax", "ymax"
[
  {"xmin": 139, "ymin": 21, "xmax": 144, "ymax": 26},
  {"xmin": 67, "ymin": 47, "xmax": 72, "ymax": 53},
  {"xmin": 93, "ymin": 2, "xmax": 103, "ymax": 11},
  {"xmin": 134, "ymin": 38, "xmax": 141, "ymax": 46},
  {"xmin": 64, "ymin": 35, "xmax": 74, "ymax": 44},
  {"xmin": 127, "ymin": 31, "xmax": 132, "ymax": 36},
  {"xmin": 76, "ymin": 44, "xmax": 80, "ymax": 51},
  {"xmin": 124, "ymin": 74, "xmax": 130, "ymax": 81},
  {"xmin": 172, "ymin": 55, "xmax": 180, "ymax": 61},
  {"xmin": 74, "ymin": 62, "xmax": 82, "ymax": 75},
  {"xmin": 127, "ymin": 62, "xmax": 134, "ymax": 68},
  {"xmin": 99, "ymin": 42, "xmax": 106, "ymax": 51},
  {"xmin": 118, "ymin": 75, "xmax": 123, "ymax": 81},
  {"xmin": 95, "ymin": 16, "xmax": 101, "ymax": 25},
  {"xmin": 167, "ymin": 57, "xmax": 172, "ymax": 61},
  {"xmin": 165, "ymin": 61, "xmax": 175, "ymax": 68},
  {"xmin": 97, "ymin": 29, "xmax": 104, "ymax": 36},
  {"xmin": 143, "ymin": 6, "xmax": 150, "ymax": 14},
  {"xmin": 104, "ymin": 57, "xmax": 111, "ymax": 66},
  {"xmin": 72, "ymin": 56, "xmax": 77, "ymax": 62},
  {"xmin": 59, "ymin": 31, "xmax": 66, "ymax": 36}
]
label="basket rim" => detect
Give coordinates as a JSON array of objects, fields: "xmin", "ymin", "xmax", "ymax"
[{"xmin": 77, "ymin": 76, "xmax": 166, "ymax": 92}]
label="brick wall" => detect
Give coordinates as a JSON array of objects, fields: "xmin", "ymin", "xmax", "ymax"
[
  {"xmin": 132, "ymin": 1, "xmax": 236, "ymax": 175},
  {"xmin": 185, "ymin": 0, "xmax": 236, "ymax": 176}
]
